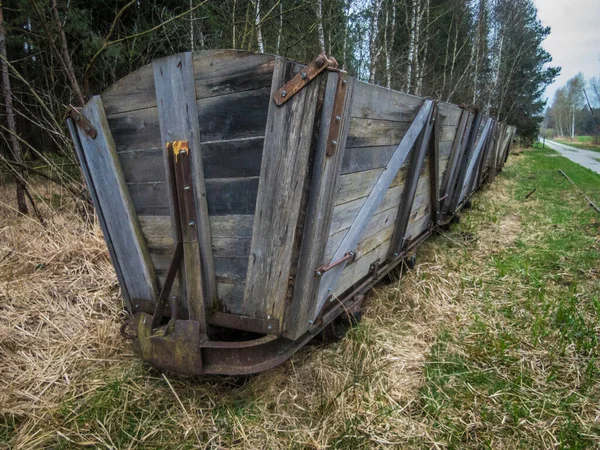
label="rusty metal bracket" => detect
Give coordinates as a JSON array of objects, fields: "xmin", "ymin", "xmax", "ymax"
[
  {"xmin": 315, "ymin": 251, "xmax": 356, "ymax": 277},
  {"xmin": 326, "ymin": 73, "xmax": 349, "ymax": 157},
  {"xmin": 274, "ymin": 53, "xmax": 338, "ymax": 106},
  {"xmin": 68, "ymin": 104, "xmax": 97, "ymax": 139}
]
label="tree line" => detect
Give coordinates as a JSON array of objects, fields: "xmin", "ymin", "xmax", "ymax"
[
  {"xmin": 545, "ymin": 72, "xmax": 600, "ymax": 140},
  {"xmin": 0, "ymin": 0, "xmax": 558, "ymax": 216}
]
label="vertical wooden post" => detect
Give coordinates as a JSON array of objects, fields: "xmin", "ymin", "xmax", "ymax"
[
  {"xmin": 283, "ymin": 72, "xmax": 355, "ymax": 340},
  {"xmin": 67, "ymin": 97, "xmax": 158, "ymax": 307},
  {"xmin": 439, "ymin": 110, "xmax": 470, "ymax": 217},
  {"xmin": 388, "ymin": 104, "xmax": 435, "ymax": 258},
  {"xmin": 154, "ymin": 53, "xmax": 216, "ymax": 325},
  {"xmin": 243, "ymin": 57, "xmax": 322, "ymax": 326},
  {"xmin": 429, "ymin": 103, "xmax": 440, "ymax": 226}
]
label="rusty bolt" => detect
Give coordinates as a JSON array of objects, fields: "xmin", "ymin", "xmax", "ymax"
[
  {"xmin": 315, "ymin": 54, "xmax": 327, "ymax": 67},
  {"xmin": 75, "ymin": 114, "xmax": 80, "ymax": 121},
  {"xmin": 189, "ymin": 221, "xmax": 195, "ymax": 227},
  {"xmin": 184, "ymin": 186, "xmax": 191, "ymax": 191},
  {"xmin": 301, "ymin": 72, "xmax": 307, "ymax": 80},
  {"xmin": 281, "ymin": 90, "xmax": 287, "ymax": 97},
  {"xmin": 332, "ymin": 140, "xmax": 338, "ymax": 146},
  {"xmin": 342, "ymin": 79, "xmax": 348, "ymax": 86},
  {"xmin": 335, "ymin": 116, "xmax": 341, "ymax": 121}
]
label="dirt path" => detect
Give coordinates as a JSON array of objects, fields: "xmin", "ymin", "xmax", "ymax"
[{"xmin": 544, "ymin": 139, "xmax": 600, "ymax": 174}]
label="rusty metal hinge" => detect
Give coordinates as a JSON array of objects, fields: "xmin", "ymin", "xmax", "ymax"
[
  {"xmin": 273, "ymin": 53, "xmax": 338, "ymax": 106},
  {"xmin": 315, "ymin": 251, "xmax": 355, "ymax": 277},
  {"xmin": 68, "ymin": 104, "xmax": 97, "ymax": 139},
  {"xmin": 326, "ymin": 73, "xmax": 349, "ymax": 157}
]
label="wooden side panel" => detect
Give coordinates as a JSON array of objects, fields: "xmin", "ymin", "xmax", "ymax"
[
  {"xmin": 102, "ymin": 50, "xmax": 277, "ymax": 315},
  {"xmin": 243, "ymin": 57, "xmax": 322, "ymax": 324},
  {"xmin": 71, "ymin": 96, "xmax": 158, "ymax": 304},
  {"xmin": 284, "ymin": 72, "xmax": 355, "ymax": 340}
]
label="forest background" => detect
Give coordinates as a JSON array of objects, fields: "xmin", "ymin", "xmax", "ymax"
[{"xmin": 0, "ymin": 0, "xmax": 558, "ymax": 214}]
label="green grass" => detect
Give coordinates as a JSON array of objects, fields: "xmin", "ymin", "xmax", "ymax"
[
  {"xmin": 3, "ymin": 147, "xmax": 600, "ymax": 449},
  {"xmin": 419, "ymin": 145, "xmax": 600, "ymax": 448}
]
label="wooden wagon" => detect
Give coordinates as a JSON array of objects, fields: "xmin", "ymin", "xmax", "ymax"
[{"xmin": 67, "ymin": 50, "xmax": 516, "ymax": 375}]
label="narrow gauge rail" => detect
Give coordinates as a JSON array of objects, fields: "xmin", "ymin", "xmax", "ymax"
[{"xmin": 67, "ymin": 50, "xmax": 516, "ymax": 375}]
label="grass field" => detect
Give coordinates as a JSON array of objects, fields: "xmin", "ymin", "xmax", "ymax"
[
  {"xmin": 553, "ymin": 135, "xmax": 600, "ymax": 152},
  {"xmin": 1, "ymin": 147, "xmax": 600, "ymax": 448}
]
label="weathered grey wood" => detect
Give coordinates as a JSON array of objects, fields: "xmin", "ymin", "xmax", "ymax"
[
  {"xmin": 242, "ymin": 57, "xmax": 322, "ymax": 324},
  {"xmin": 437, "ymin": 103, "xmax": 463, "ymax": 127},
  {"xmin": 67, "ymin": 118, "xmax": 132, "ymax": 309},
  {"xmin": 329, "ymin": 184, "xmax": 403, "ymax": 236},
  {"xmin": 197, "ymin": 88, "xmax": 270, "ymax": 142},
  {"xmin": 210, "ymin": 214, "xmax": 254, "ymax": 238},
  {"xmin": 430, "ymin": 104, "xmax": 441, "ymax": 225},
  {"xmin": 102, "ymin": 64, "xmax": 156, "ymax": 115},
  {"xmin": 346, "ymin": 119, "xmax": 411, "ymax": 147},
  {"xmin": 447, "ymin": 113, "xmax": 482, "ymax": 213},
  {"xmin": 127, "ymin": 177, "xmax": 259, "ymax": 216},
  {"xmin": 284, "ymin": 72, "xmax": 355, "ymax": 340},
  {"xmin": 153, "ymin": 53, "xmax": 217, "ymax": 312},
  {"xmin": 458, "ymin": 118, "xmax": 493, "ymax": 203},
  {"xmin": 70, "ymin": 96, "xmax": 158, "ymax": 305},
  {"xmin": 440, "ymin": 110, "xmax": 470, "ymax": 214},
  {"xmin": 192, "ymin": 50, "xmax": 275, "ymax": 99},
  {"xmin": 311, "ymin": 100, "xmax": 434, "ymax": 322},
  {"xmin": 389, "ymin": 107, "xmax": 435, "ymax": 257},
  {"xmin": 341, "ymin": 145, "xmax": 397, "ymax": 174},
  {"xmin": 118, "ymin": 138, "xmax": 264, "ymax": 183},
  {"xmin": 350, "ymin": 81, "xmax": 422, "ymax": 121}
]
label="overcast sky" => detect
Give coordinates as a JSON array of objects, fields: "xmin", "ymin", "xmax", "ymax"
[{"xmin": 533, "ymin": 0, "xmax": 600, "ymax": 103}]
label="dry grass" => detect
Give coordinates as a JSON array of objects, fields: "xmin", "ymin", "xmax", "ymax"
[{"xmin": 2, "ymin": 150, "xmax": 597, "ymax": 448}]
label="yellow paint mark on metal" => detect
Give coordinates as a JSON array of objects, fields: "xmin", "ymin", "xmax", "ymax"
[{"xmin": 167, "ymin": 140, "xmax": 190, "ymax": 163}]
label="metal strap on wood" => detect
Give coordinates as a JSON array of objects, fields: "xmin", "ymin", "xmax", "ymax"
[
  {"xmin": 310, "ymin": 99, "xmax": 435, "ymax": 323},
  {"xmin": 273, "ymin": 53, "xmax": 338, "ymax": 106},
  {"xmin": 67, "ymin": 104, "xmax": 97, "ymax": 139}
]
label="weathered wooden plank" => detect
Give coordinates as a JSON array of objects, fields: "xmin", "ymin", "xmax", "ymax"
[
  {"xmin": 205, "ymin": 177, "xmax": 260, "ymax": 215},
  {"xmin": 102, "ymin": 64, "xmax": 156, "ymax": 115},
  {"xmin": 430, "ymin": 105, "xmax": 441, "ymax": 225},
  {"xmin": 346, "ymin": 119, "xmax": 411, "ymax": 147},
  {"xmin": 210, "ymin": 214, "xmax": 254, "ymax": 238},
  {"xmin": 119, "ymin": 138, "xmax": 264, "ymax": 183},
  {"xmin": 127, "ymin": 177, "xmax": 259, "ymax": 216},
  {"xmin": 312, "ymin": 100, "xmax": 434, "ymax": 322},
  {"xmin": 389, "ymin": 110, "xmax": 435, "ymax": 258},
  {"xmin": 284, "ymin": 73, "xmax": 355, "ymax": 340},
  {"xmin": 329, "ymin": 184, "xmax": 403, "ymax": 236},
  {"xmin": 192, "ymin": 50, "xmax": 275, "ymax": 99},
  {"xmin": 67, "ymin": 119, "xmax": 132, "ymax": 309},
  {"xmin": 216, "ymin": 282, "xmax": 245, "ymax": 313},
  {"xmin": 437, "ymin": 103, "xmax": 463, "ymax": 127},
  {"xmin": 201, "ymin": 137, "xmax": 263, "ymax": 178},
  {"xmin": 350, "ymin": 81, "xmax": 422, "ymax": 121},
  {"xmin": 212, "ymin": 237, "xmax": 252, "ymax": 258},
  {"xmin": 102, "ymin": 50, "xmax": 275, "ymax": 116},
  {"xmin": 334, "ymin": 159, "xmax": 429, "ymax": 207},
  {"xmin": 154, "ymin": 52, "xmax": 217, "ymax": 321},
  {"xmin": 341, "ymin": 145, "xmax": 397, "ymax": 174},
  {"xmin": 197, "ymin": 88, "xmax": 270, "ymax": 142},
  {"xmin": 108, "ymin": 107, "xmax": 162, "ymax": 153},
  {"xmin": 70, "ymin": 96, "xmax": 158, "ymax": 304},
  {"xmin": 214, "ymin": 257, "xmax": 249, "ymax": 284},
  {"xmin": 458, "ymin": 118, "xmax": 493, "ymax": 203},
  {"xmin": 243, "ymin": 57, "xmax": 322, "ymax": 324}
]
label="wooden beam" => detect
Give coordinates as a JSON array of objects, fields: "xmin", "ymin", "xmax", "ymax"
[
  {"xmin": 153, "ymin": 53, "xmax": 217, "ymax": 320},
  {"xmin": 429, "ymin": 103, "xmax": 441, "ymax": 225},
  {"xmin": 243, "ymin": 57, "xmax": 322, "ymax": 325},
  {"xmin": 68, "ymin": 97, "xmax": 158, "ymax": 306},
  {"xmin": 67, "ymin": 118, "xmax": 132, "ymax": 310},
  {"xmin": 283, "ymin": 72, "xmax": 355, "ymax": 340},
  {"xmin": 447, "ymin": 113, "xmax": 482, "ymax": 213},
  {"xmin": 458, "ymin": 118, "xmax": 493, "ymax": 203},
  {"xmin": 439, "ymin": 110, "xmax": 469, "ymax": 215},
  {"xmin": 388, "ymin": 104, "xmax": 436, "ymax": 258},
  {"xmin": 310, "ymin": 100, "xmax": 434, "ymax": 323}
]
